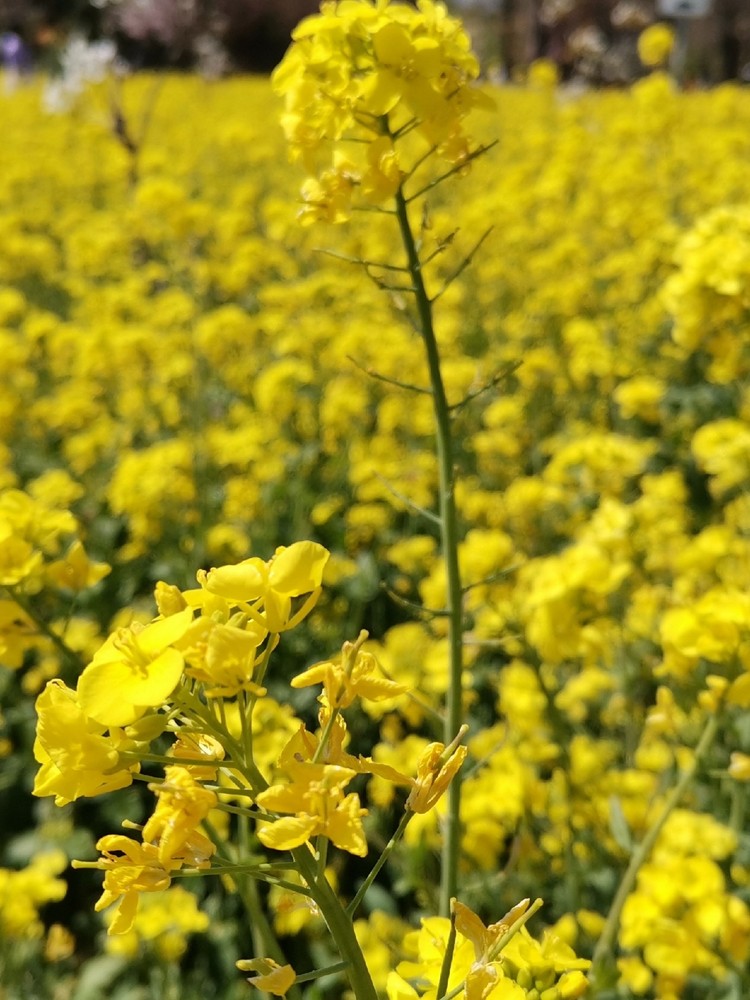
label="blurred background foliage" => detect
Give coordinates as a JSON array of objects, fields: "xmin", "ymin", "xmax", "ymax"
[{"xmin": 0, "ymin": 0, "xmax": 749, "ymax": 82}]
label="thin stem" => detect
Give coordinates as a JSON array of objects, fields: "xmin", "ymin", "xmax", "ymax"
[
  {"xmin": 372, "ymin": 471, "xmax": 441, "ymax": 524},
  {"xmin": 174, "ymin": 866, "xmax": 306, "ymax": 896},
  {"xmin": 394, "ymin": 184, "xmax": 464, "ymax": 916},
  {"xmin": 589, "ymin": 711, "xmax": 721, "ymax": 980},
  {"xmin": 211, "ymin": 800, "xmax": 274, "ymax": 822},
  {"xmin": 436, "ymin": 911, "xmax": 457, "ymax": 1000},
  {"xmin": 347, "ymin": 354, "xmax": 432, "ymax": 396},
  {"xmin": 381, "ymin": 583, "xmax": 450, "ymax": 620},
  {"xmin": 405, "ymin": 142, "xmax": 498, "ymax": 203},
  {"xmin": 118, "ymin": 750, "xmax": 244, "ymax": 770},
  {"xmin": 295, "ymin": 962, "xmax": 348, "ymax": 984},
  {"xmin": 448, "ymin": 361, "xmax": 522, "ymax": 412},
  {"xmin": 402, "ymin": 141, "xmax": 441, "ymax": 183},
  {"xmin": 239, "ymin": 688, "xmax": 253, "ymax": 767},
  {"xmin": 347, "ymin": 810, "xmax": 412, "ymax": 917},
  {"xmin": 316, "ymin": 248, "xmax": 410, "ymax": 273},
  {"xmin": 316, "ymin": 834, "xmax": 329, "ymax": 875},
  {"xmin": 431, "ymin": 228, "xmax": 494, "ymax": 303},
  {"xmin": 251, "ymin": 633, "xmax": 280, "ymax": 690},
  {"xmin": 311, "ymin": 707, "xmax": 341, "ymax": 764},
  {"xmin": 244, "ymin": 872, "xmax": 292, "ymax": 965}
]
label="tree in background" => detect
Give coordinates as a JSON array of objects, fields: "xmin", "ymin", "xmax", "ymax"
[
  {"xmin": 0, "ymin": 0, "xmax": 318, "ymax": 72},
  {"xmin": 459, "ymin": 0, "xmax": 750, "ymax": 83},
  {"xmin": 0, "ymin": 2, "xmax": 749, "ymax": 103}
]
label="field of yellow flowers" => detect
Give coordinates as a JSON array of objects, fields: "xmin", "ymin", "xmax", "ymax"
[{"xmin": 2, "ymin": 10, "xmax": 750, "ymax": 998}]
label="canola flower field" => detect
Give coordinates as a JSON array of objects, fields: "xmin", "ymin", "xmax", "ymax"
[{"xmin": 2, "ymin": 6, "xmax": 750, "ymax": 999}]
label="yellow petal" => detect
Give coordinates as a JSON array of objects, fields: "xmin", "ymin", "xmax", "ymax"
[
  {"xmin": 201, "ymin": 558, "xmax": 266, "ymax": 601},
  {"xmin": 386, "ymin": 972, "xmax": 420, "ymax": 1000},
  {"xmin": 105, "ymin": 892, "xmax": 139, "ymax": 935},
  {"xmin": 268, "ymin": 542, "xmax": 329, "ymax": 596},
  {"xmin": 454, "ymin": 899, "xmax": 489, "ymax": 957},
  {"xmin": 257, "ymin": 815, "xmax": 319, "ymax": 851},
  {"xmin": 326, "ymin": 792, "xmax": 368, "ymax": 857},
  {"xmin": 238, "ymin": 959, "xmax": 297, "ymax": 997},
  {"xmin": 78, "ymin": 647, "xmax": 184, "ymax": 727}
]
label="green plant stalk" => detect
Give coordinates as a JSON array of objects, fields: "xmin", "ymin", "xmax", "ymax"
[
  {"xmin": 347, "ymin": 809, "xmax": 412, "ymax": 916},
  {"xmin": 242, "ymin": 872, "xmax": 299, "ymax": 1000},
  {"xmin": 244, "ymin": 765, "xmax": 379, "ymax": 1000},
  {"xmin": 436, "ymin": 911, "xmax": 457, "ymax": 1000},
  {"xmin": 312, "ymin": 706, "xmax": 342, "ymax": 764},
  {"xmin": 589, "ymin": 711, "xmax": 720, "ymax": 982},
  {"xmin": 205, "ymin": 813, "xmax": 302, "ymax": 1000},
  {"xmin": 394, "ymin": 184, "xmax": 464, "ymax": 916},
  {"xmin": 294, "ymin": 847, "xmax": 380, "ymax": 1000},
  {"xmin": 296, "ymin": 961, "xmax": 349, "ymax": 983}
]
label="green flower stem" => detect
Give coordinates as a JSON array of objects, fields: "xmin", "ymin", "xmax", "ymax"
[
  {"xmin": 436, "ymin": 910, "xmax": 457, "ymax": 1000},
  {"xmin": 589, "ymin": 710, "xmax": 721, "ymax": 983},
  {"xmin": 294, "ymin": 847, "xmax": 380, "ymax": 1000},
  {"xmin": 205, "ymin": 814, "xmax": 302, "ymax": 1000},
  {"xmin": 252, "ymin": 633, "xmax": 280, "ymax": 689},
  {"xmin": 211, "ymin": 800, "xmax": 273, "ymax": 822},
  {"xmin": 243, "ymin": 872, "xmax": 294, "ymax": 971},
  {"xmin": 347, "ymin": 809, "xmax": 412, "ymax": 917},
  {"xmin": 295, "ymin": 961, "xmax": 349, "ymax": 983},
  {"xmin": 312, "ymin": 707, "xmax": 341, "ymax": 764},
  {"xmin": 394, "ymin": 184, "xmax": 464, "ymax": 917},
  {"xmin": 118, "ymin": 750, "xmax": 244, "ymax": 770},
  {"xmin": 316, "ymin": 833, "xmax": 329, "ymax": 875},
  {"xmin": 173, "ymin": 684, "xmax": 268, "ymax": 789},
  {"xmin": 239, "ymin": 688, "xmax": 254, "ymax": 768},
  {"xmin": 242, "ymin": 762, "xmax": 378, "ymax": 1000}
]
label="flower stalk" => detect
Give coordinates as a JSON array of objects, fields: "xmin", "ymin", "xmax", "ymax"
[
  {"xmin": 589, "ymin": 709, "xmax": 721, "ymax": 986},
  {"xmin": 294, "ymin": 847, "xmax": 380, "ymax": 1000},
  {"xmin": 394, "ymin": 184, "xmax": 465, "ymax": 916}
]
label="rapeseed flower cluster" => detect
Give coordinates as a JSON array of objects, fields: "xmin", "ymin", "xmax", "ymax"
[
  {"xmin": 1, "ymin": 2, "xmax": 750, "ymax": 995},
  {"xmin": 272, "ymin": 0, "xmax": 490, "ymax": 222},
  {"xmin": 0, "ymin": 850, "xmax": 67, "ymax": 940},
  {"xmin": 33, "ymin": 539, "xmax": 571, "ymax": 998},
  {"xmin": 637, "ymin": 24, "xmax": 675, "ymax": 69}
]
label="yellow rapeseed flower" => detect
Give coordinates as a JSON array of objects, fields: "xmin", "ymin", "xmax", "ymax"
[{"xmin": 76, "ymin": 607, "xmax": 193, "ymax": 727}]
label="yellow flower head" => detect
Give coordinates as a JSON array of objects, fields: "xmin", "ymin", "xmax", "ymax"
[
  {"xmin": 33, "ymin": 679, "xmax": 138, "ymax": 806},
  {"xmin": 76, "ymin": 607, "xmax": 194, "ymax": 727},
  {"xmin": 143, "ymin": 766, "xmax": 218, "ymax": 866},
  {"xmin": 292, "ymin": 630, "xmax": 406, "ymax": 709},
  {"xmin": 257, "ymin": 760, "xmax": 368, "ymax": 856},
  {"xmin": 406, "ymin": 725, "xmax": 468, "ymax": 813},
  {"xmin": 77, "ymin": 829, "xmax": 214, "ymax": 936},
  {"xmin": 272, "ymin": 0, "xmax": 490, "ymax": 221},
  {"xmin": 638, "ymin": 23, "xmax": 675, "ymax": 68},
  {"xmin": 198, "ymin": 541, "xmax": 329, "ymax": 632}
]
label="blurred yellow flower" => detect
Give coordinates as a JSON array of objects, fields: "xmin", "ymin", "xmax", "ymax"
[{"xmin": 637, "ymin": 23, "xmax": 675, "ymax": 68}]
